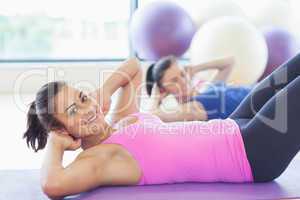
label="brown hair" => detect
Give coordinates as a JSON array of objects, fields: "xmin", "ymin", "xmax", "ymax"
[
  {"xmin": 145, "ymin": 55, "xmax": 176, "ymax": 96},
  {"xmin": 23, "ymin": 81, "xmax": 66, "ymax": 152}
]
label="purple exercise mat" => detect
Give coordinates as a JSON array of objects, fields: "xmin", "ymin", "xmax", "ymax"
[{"xmin": 1, "ymin": 156, "xmax": 299, "ymax": 200}]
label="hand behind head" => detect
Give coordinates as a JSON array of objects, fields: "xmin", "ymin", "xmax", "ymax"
[{"xmin": 49, "ymin": 130, "xmax": 82, "ymax": 151}]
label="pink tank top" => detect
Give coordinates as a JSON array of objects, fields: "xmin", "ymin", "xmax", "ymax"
[{"xmin": 102, "ymin": 112, "xmax": 253, "ymax": 185}]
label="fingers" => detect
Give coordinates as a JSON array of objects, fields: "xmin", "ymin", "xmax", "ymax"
[{"xmin": 66, "ymin": 138, "xmax": 82, "ymax": 151}]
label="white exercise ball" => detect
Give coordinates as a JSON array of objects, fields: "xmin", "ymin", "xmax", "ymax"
[
  {"xmin": 235, "ymin": 0, "xmax": 291, "ymax": 30},
  {"xmin": 190, "ymin": 0, "xmax": 246, "ymax": 28},
  {"xmin": 190, "ymin": 17, "xmax": 268, "ymax": 85}
]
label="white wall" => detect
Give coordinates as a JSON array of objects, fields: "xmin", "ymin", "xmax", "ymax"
[{"xmin": 0, "ymin": 61, "xmax": 150, "ymax": 94}]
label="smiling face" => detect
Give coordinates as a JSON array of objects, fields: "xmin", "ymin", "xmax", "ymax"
[
  {"xmin": 160, "ymin": 63, "xmax": 192, "ymax": 99},
  {"xmin": 53, "ymin": 85, "xmax": 107, "ymax": 139}
]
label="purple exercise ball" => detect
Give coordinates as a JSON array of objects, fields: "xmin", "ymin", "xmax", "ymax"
[
  {"xmin": 259, "ymin": 27, "xmax": 299, "ymax": 81},
  {"xmin": 129, "ymin": 1, "xmax": 196, "ymax": 60}
]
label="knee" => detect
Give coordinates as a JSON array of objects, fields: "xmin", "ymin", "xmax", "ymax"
[{"xmin": 253, "ymin": 168, "xmax": 284, "ymax": 182}]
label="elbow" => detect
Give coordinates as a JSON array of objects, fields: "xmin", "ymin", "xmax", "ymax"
[
  {"xmin": 128, "ymin": 57, "xmax": 141, "ymax": 71},
  {"xmin": 227, "ymin": 56, "xmax": 235, "ymax": 68},
  {"xmin": 42, "ymin": 181, "xmax": 64, "ymax": 200},
  {"xmin": 133, "ymin": 58, "xmax": 142, "ymax": 75},
  {"xmin": 134, "ymin": 60, "xmax": 143, "ymax": 78},
  {"xmin": 132, "ymin": 57, "xmax": 141, "ymax": 67},
  {"xmin": 124, "ymin": 57, "xmax": 142, "ymax": 79}
]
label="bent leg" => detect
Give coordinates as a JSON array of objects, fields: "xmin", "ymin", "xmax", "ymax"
[
  {"xmin": 240, "ymin": 76, "xmax": 300, "ymax": 182},
  {"xmin": 230, "ymin": 53, "xmax": 300, "ymax": 120}
]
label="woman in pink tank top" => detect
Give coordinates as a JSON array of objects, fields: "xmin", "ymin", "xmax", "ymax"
[
  {"xmin": 103, "ymin": 112, "xmax": 253, "ymax": 185},
  {"xmin": 23, "ymin": 55, "xmax": 300, "ymax": 199}
]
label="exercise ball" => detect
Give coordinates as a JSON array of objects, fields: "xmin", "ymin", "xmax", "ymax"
[
  {"xmin": 259, "ymin": 27, "xmax": 299, "ymax": 81},
  {"xmin": 235, "ymin": 0, "xmax": 291, "ymax": 30},
  {"xmin": 190, "ymin": 17, "xmax": 268, "ymax": 85},
  {"xmin": 129, "ymin": 1, "xmax": 196, "ymax": 60},
  {"xmin": 191, "ymin": 0, "xmax": 246, "ymax": 28}
]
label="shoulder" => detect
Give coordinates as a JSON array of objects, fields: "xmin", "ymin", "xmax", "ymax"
[
  {"xmin": 72, "ymin": 144, "xmax": 141, "ymax": 186},
  {"xmin": 112, "ymin": 114, "xmax": 139, "ymax": 130},
  {"xmin": 77, "ymin": 142, "xmax": 138, "ymax": 168},
  {"xmin": 80, "ymin": 144, "xmax": 139, "ymax": 169},
  {"xmin": 76, "ymin": 143, "xmax": 119, "ymax": 163},
  {"xmin": 78, "ymin": 144, "xmax": 142, "ymax": 185}
]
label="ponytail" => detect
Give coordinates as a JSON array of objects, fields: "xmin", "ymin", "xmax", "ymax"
[
  {"xmin": 146, "ymin": 64, "xmax": 155, "ymax": 96},
  {"xmin": 23, "ymin": 81, "xmax": 66, "ymax": 152},
  {"xmin": 23, "ymin": 101, "xmax": 48, "ymax": 152}
]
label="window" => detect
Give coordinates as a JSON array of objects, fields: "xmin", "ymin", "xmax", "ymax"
[
  {"xmin": 0, "ymin": 0, "xmax": 131, "ymax": 61},
  {"xmin": 1, "ymin": 0, "xmax": 296, "ymax": 62}
]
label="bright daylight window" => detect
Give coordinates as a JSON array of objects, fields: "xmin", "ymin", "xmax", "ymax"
[{"xmin": 0, "ymin": 0, "xmax": 131, "ymax": 60}]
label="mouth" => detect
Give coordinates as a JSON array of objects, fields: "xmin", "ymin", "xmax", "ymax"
[{"xmin": 87, "ymin": 107, "xmax": 100, "ymax": 124}]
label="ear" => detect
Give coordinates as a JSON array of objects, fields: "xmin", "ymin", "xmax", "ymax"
[{"xmin": 159, "ymin": 87, "xmax": 165, "ymax": 93}]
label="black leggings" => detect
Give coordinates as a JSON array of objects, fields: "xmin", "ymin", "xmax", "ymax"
[{"xmin": 230, "ymin": 53, "xmax": 300, "ymax": 182}]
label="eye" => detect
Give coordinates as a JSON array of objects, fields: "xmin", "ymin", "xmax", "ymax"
[
  {"xmin": 81, "ymin": 94, "xmax": 88, "ymax": 103},
  {"xmin": 68, "ymin": 106, "xmax": 78, "ymax": 116}
]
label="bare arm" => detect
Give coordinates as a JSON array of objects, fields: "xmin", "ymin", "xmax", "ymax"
[
  {"xmin": 41, "ymin": 139, "xmax": 65, "ymax": 200},
  {"xmin": 185, "ymin": 56, "xmax": 235, "ymax": 82},
  {"xmin": 41, "ymin": 133, "xmax": 103, "ymax": 199},
  {"xmin": 91, "ymin": 58, "xmax": 142, "ymax": 123},
  {"xmin": 153, "ymin": 101, "xmax": 208, "ymax": 122},
  {"xmin": 147, "ymin": 84, "xmax": 207, "ymax": 122},
  {"xmin": 41, "ymin": 132, "xmax": 140, "ymax": 199}
]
